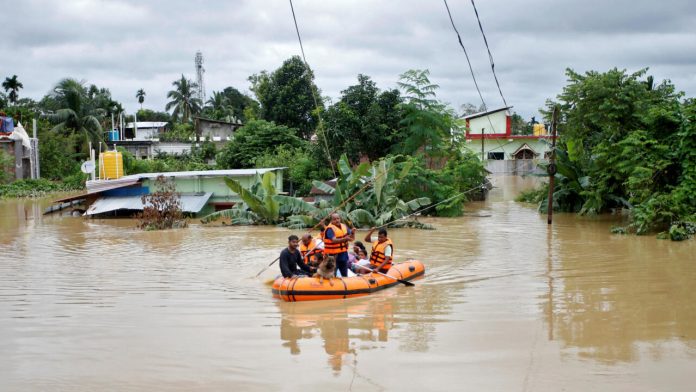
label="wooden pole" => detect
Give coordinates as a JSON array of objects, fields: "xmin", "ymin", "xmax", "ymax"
[{"xmin": 547, "ymin": 106, "xmax": 559, "ymax": 225}]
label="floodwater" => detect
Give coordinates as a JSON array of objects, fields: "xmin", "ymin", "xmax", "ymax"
[{"xmin": 1, "ymin": 176, "xmax": 695, "ymax": 391}]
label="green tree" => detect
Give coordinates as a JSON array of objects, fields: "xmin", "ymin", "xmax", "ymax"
[
  {"xmin": 254, "ymin": 145, "xmax": 332, "ymax": 196},
  {"xmin": 322, "ymin": 74, "xmax": 404, "ymax": 163},
  {"xmin": 165, "ymin": 75, "xmax": 202, "ymax": 124},
  {"xmin": 530, "ymin": 68, "xmax": 694, "ymax": 238},
  {"xmin": 203, "ymin": 91, "xmax": 231, "ymax": 120},
  {"xmin": 136, "ymin": 89, "xmax": 146, "ymax": 109},
  {"xmin": 248, "ymin": 56, "xmax": 322, "ymax": 139},
  {"xmin": 135, "ymin": 109, "xmax": 171, "ymax": 122},
  {"xmin": 395, "ymin": 69, "xmax": 460, "ymax": 163},
  {"xmin": 216, "ymin": 120, "xmax": 303, "ymax": 169},
  {"xmin": 44, "ymin": 78, "xmax": 103, "ymax": 143},
  {"xmin": 2, "ymin": 75, "xmax": 23, "ymax": 104}
]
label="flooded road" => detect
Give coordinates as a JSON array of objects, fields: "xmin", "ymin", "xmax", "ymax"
[{"xmin": 1, "ymin": 176, "xmax": 695, "ymax": 391}]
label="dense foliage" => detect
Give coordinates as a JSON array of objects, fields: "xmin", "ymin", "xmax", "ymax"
[
  {"xmin": 528, "ymin": 68, "xmax": 695, "ymax": 240},
  {"xmin": 1, "ymin": 64, "xmax": 486, "ymax": 222},
  {"xmin": 216, "ymin": 120, "xmax": 302, "ymax": 169},
  {"xmin": 248, "ymin": 56, "xmax": 321, "ymax": 140}
]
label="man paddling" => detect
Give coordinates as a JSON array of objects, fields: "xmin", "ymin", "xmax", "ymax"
[
  {"xmin": 279, "ymin": 235, "xmax": 312, "ymax": 278},
  {"xmin": 364, "ymin": 227, "xmax": 394, "ymax": 273}
]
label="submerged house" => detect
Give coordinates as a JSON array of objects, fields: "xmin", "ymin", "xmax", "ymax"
[
  {"xmin": 0, "ymin": 120, "xmax": 40, "ymax": 180},
  {"xmin": 461, "ymin": 107, "xmax": 552, "ymax": 174},
  {"xmin": 50, "ymin": 168, "xmax": 286, "ymax": 217}
]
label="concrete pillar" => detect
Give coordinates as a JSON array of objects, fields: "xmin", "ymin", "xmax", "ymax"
[{"xmin": 14, "ymin": 140, "xmax": 23, "ymax": 180}]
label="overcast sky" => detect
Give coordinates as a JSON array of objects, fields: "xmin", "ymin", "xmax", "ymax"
[{"xmin": 4, "ymin": 0, "xmax": 696, "ymax": 119}]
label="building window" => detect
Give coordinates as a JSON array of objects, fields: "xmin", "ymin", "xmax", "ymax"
[{"xmin": 487, "ymin": 152, "xmax": 505, "ymax": 160}]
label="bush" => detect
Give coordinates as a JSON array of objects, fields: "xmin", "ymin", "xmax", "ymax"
[
  {"xmin": 216, "ymin": 120, "xmax": 303, "ymax": 169},
  {"xmin": 396, "ymin": 151, "xmax": 487, "ymax": 217},
  {"xmin": 0, "ymin": 149, "xmax": 13, "ymax": 184},
  {"xmin": 138, "ymin": 176, "xmax": 187, "ymax": 230},
  {"xmin": 254, "ymin": 145, "xmax": 332, "ymax": 196},
  {"xmin": 0, "ymin": 178, "xmax": 81, "ymax": 198}
]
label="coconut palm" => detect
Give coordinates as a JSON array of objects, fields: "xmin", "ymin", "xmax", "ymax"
[
  {"xmin": 45, "ymin": 78, "xmax": 103, "ymax": 142},
  {"xmin": 136, "ymin": 89, "xmax": 146, "ymax": 109},
  {"xmin": 165, "ymin": 75, "xmax": 201, "ymax": 123},
  {"xmin": 2, "ymin": 75, "xmax": 23, "ymax": 105},
  {"xmin": 205, "ymin": 91, "xmax": 232, "ymax": 120}
]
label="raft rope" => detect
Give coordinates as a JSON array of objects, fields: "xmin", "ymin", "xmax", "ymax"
[{"xmin": 376, "ymin": 178, "xmax": 494, "ymax": 228}]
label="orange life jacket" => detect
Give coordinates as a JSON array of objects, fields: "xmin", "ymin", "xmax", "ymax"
[
  {"xmin": 323, "ymin": 223, "xmax": 349, "ymax": 254},
  {"xmin": 300, "ymin": 238, "xmax": 322, "ymax": 264},
  {"xmin": 369, "ymin": 239, "xmax": 394, "ymax": 271}
]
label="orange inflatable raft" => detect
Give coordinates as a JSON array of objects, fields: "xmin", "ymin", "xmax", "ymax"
[{"xmin": 272, "ymin": 260, "xmax": 425, "ymax": 302}]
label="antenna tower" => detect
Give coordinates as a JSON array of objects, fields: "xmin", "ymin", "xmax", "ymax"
[{"xmin": 195, "ymin": 51, "xmax": 205, "ymax": 103}]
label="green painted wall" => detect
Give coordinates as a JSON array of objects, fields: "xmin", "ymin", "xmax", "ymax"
[{"xmin": 141, "ymin": 169, "xmax": 284, "ymax": 203}]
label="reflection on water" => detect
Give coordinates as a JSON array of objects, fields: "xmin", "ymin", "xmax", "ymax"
[{"xmin": 1, "ymin": 176, "xmax": 696, "ymax": 390}]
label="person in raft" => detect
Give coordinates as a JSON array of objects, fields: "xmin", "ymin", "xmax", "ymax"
[
  {"xmin": 280, "ymin": 234, "xmax": 312, "ymax": 278},
  {"xmin": 322, "ymin": 213, "xmax": 354, "ymax": 278},
  {"xmin": 300, "ymin": 233, "xmax": 324, "ymax": 271},
  {"xmin": 363, "ymin": 227, "xmax": 394, "ymax": 273}
]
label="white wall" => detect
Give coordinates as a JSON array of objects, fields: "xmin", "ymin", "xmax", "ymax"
[{"xmin": 468, "ymin": 111, "xmax": 508, "ymax": 135}]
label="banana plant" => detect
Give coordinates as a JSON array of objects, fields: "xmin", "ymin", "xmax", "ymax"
[
  {"xmin": 310, "ymin": 154, "xmax": 430, "ymax": 228},
  {"xmin": 201, "ymin": 171, "xmax": 318, "ymax": 225}
]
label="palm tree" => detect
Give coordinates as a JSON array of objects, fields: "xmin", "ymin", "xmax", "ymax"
[
  {"xmin": 205, "ymin": 90, "xmax": 232, "ymax": 120},
  {"xmin": 2, "ymin": 75, "xmax": 23, "ymax": 105},
  {"xmin": 165, "ymin": 75, "xmax": 201, "ymax": 123},
  {"xmin": 45, "ymin": 78, "xmax": 103, "ymax": 142},
  {"xmin": 136, "ymin": 89, "xmax": 146, "ymax": 109}
]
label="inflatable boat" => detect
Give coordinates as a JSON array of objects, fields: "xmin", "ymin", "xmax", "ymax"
[{"xmin": 272, "ymin": 260, "xmax": 425, "ymax": 302}]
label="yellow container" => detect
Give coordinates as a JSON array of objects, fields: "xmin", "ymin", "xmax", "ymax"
[
  {"xmin": 533, "ymin": 123, "xmax": 547, "ymax": 136},
  {"xmin": 99, "ymin": 151, "xmax": 124, "ymax": 179}
]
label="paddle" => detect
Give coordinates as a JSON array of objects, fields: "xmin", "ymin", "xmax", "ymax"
[
  {"xmin": 254, "ymin": 242, "xmax": 322, "ymax": 278},
  {"xmin": 255, "ymin": 256, "xmax": 280, "ymax": 278},
  {"xmin": 254, "ymin": 166, "xmax": 395, "ymax": 278},
  {"xmin": 354, "ymin": 264, "xmax": 415, "ymax": 287}
]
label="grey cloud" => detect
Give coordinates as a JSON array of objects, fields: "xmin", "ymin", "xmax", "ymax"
[{"xmin": 2, "ymin": 0, "xmax": 695, "ymax": 121}]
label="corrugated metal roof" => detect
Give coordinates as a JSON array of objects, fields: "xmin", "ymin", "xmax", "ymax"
[
  {"xmin": 463, "ymin": 106, "xmax": 513, "ymax": 120},
  {"xmin": 85, "ymin": 192, "xmax": 212, "ymax": 216},
  {"xmin": 118, "ymin": 167, "xmax": 286, "ymax": 181},
  {"xmin": 84, "ymin": 178, "xmax": 142, "ymax": 194}
]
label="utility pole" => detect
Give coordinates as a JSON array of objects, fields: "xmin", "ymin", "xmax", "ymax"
[{"xmin": 547, "ymin": 106, "xmax": 559, "ymax": 224}]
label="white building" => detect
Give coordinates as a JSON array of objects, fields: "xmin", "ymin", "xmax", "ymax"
[{"xmin": 124, "ymin": 122, "xmax": 168, "ymax": 140}]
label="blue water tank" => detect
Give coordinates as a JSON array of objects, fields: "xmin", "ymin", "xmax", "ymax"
[{"xmin": 108, "ymin": 130, "xmax": 119, "ymax": 141}]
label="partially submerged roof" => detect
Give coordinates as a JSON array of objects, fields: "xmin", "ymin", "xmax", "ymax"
[
  {"xmin": 85, "ymin": 192, "xmax": 213, "ymax": 216},
  {"xmin": 117, "ymin": 167, "xmax": 287, "ymax": 181},
  {"xmin": 54, "ymin": 178, "xmax": 141, "ymax": 204},
  {"xmin": 463, "ymin": 106, "xmax": 513, "ymax": 120},
  {"xmin": 84, "ymin": 168, "xmax": 286, "ymax": 193}
]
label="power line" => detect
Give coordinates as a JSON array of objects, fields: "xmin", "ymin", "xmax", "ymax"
[
  {"xmin": 288, "ymin": 0, "xmax": 336, "ymax": 177},
  {"xmin": 470, "ymin": 0, "xmax": 508, "ymax": 108},
  {"xmin": 443, "ymin": 0, "xmax": 489, "ymax": 114}
]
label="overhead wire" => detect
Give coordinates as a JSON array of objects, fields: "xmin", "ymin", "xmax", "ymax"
[
  {"xmin": 288, "ymin": 0, "xmax": 337, "ymax": 177},
  {"xmin": 444, "ymin": 0, "xmax": 512, "ymax": 160},
  {"xmin": 470, "ymin": 0, "xmax": 508, "ymax": 108}
]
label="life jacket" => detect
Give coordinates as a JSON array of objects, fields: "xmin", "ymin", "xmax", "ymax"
[
  {"xmin": 369, "ymin": 239, "xmax": 394, "ymax": 272},
  {"xmin": 323, "ymin": 223, "xmax": 349, "ymax": 255},
  {"xmin": 300, "ymin": 238, "xmax": 322, "ymax": 265}
]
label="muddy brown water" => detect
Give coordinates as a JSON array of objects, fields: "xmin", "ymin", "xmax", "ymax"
[{"xmin": 1, "ymin": 176, "xmax": 695, "ymax": 391}]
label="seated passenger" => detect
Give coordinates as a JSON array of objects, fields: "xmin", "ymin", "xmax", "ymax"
[
  {"xmin": 279, "ymin": 235, "xmax": 312, "ymax": 278},
  {"xmin": 363, "ymin": 227, "xmax": 394, "ymax": 273}
]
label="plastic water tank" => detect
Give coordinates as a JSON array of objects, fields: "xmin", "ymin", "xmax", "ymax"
[
  {"xmin": 107, "ymin": 130, "xmax": 119, "ymax": 141},
  {"xmin": 99, "ymin": 151, "xmax": 124, "ymax": 179}
]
